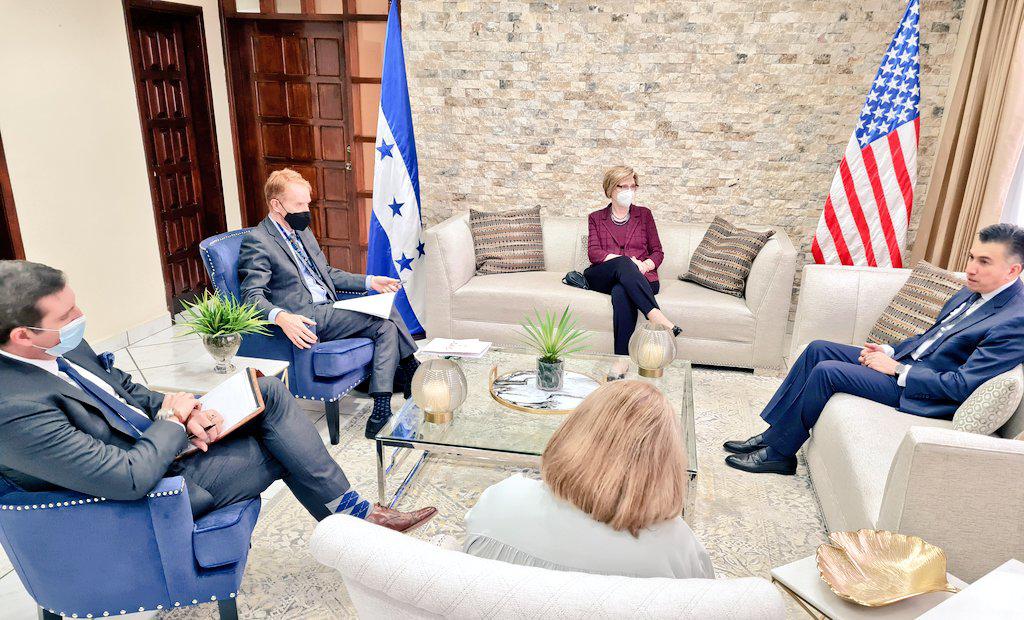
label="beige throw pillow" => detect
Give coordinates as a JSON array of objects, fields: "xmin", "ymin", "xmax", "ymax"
[
  {"xmin": 681, "ymin": 217, "xmax": 774, "ymax": 297},
  {"xmin": 952, "ymin": 365, "xmax": 1024, "ymax": 435},
  {"xmin": 867, "ymin": 261, "xmax": 966, "ymax": 345},
  {"xmin": 469, "ymin": 207, "xmax": 545, "ymax": 275}
]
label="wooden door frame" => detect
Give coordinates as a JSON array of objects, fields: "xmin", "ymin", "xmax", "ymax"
[
  {"xmin": 123, "ymin": 0, "xmax": 228, "ymax": 309},
  {"xmin": 0, "ymin": 131, "xmax": 25, "ymax": 260}
]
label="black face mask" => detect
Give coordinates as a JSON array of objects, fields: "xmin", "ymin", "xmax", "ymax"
[{"xmin": 284, "ymin": 210, "xmax": 311, "ymax": 231}]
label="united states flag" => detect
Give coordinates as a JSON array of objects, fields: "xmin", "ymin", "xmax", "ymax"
[{"xmin": 811, "ymin": 0, "xmax": 920, "ymax": 268}]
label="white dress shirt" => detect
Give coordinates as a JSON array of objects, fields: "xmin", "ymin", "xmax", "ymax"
[
  {"xmin": 0, "ymin": 349, "xmax": 184, "ymax": 431},
  {"xmin": 883, "ymin": 279, "xmax": 1018, "ymax": 386},
  {"xmin": 268, "ymin": 218, "xmax": 373, "ymax": 323}
]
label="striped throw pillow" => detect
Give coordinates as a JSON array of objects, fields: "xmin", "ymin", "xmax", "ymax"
[
  {"xmin": 681, "ymin": 217, "xmax": 774, "ymax": 297},
  {"xmin": 469, "ymin": 207, "xmax": 545, "ymax": 275},
  {"xmin": 867, "ymin": 261, "xmax": 966, "ymax": 345}
]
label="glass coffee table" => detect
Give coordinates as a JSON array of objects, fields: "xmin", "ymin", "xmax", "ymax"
[{"xmin": 375, "ymin": 345, "xmax": 696, "ymax": 511}]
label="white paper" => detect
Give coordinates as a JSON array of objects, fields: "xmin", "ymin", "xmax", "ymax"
[
  {"xmin": 420, "ymin": 338, "xmax": 491, "ymax": 358},
  {"xmin": 332, "ymin": 292, "xmax": 396, "ymax": 319},
  {"xmin": 198, "ymin": 369, "xmax": 259, "ymax": 431}
]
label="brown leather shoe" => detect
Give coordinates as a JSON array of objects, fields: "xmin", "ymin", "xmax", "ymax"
[{"xmin": 365, "ymin": 503, "xmax": 437, "ymax": 533}]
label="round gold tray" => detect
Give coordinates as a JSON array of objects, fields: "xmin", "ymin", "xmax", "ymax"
[{"xmin": 488, "ymin": 366, "xmax": 603, "ymax": 415}]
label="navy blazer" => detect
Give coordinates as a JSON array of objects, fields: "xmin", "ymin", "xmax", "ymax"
[{"xmin": 892, "ymin": 278, "xmax": 1024, "ymax": 419}]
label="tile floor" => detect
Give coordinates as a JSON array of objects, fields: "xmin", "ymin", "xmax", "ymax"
[{"xmin": 0, "ymin": 323, "xmax": 353, "ymax": 620}]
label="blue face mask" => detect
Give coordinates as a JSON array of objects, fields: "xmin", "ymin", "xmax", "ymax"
[{"xmin": 29, "ymin": 315, "xmax": 87, "ymax": 356}]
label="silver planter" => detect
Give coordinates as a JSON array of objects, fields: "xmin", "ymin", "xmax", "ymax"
[
  {"xmin": 536, "ymin": 359, "xmax": 564, "ymax": 391},
  {"xmin": 202, "ymin": 333, "xmax": 243, "ymax": 374}
]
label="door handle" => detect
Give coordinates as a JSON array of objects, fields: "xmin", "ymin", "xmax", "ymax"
[{"xmin": 344, "ymin": 145, "xmax": 352, "ymax": 171}]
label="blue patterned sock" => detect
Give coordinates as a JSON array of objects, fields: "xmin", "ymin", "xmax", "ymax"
[{"xmin": 333, "ymin": 490, "xmax": 371, "ymax": 519}]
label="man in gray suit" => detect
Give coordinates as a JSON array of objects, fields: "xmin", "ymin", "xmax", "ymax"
[
  {"xmin": 0, "ymin": 260, "xmax": 435, "ymax": 531},
  {"xmin": 238, "ymin": 169, "xmax": 418, "ymax": 438}
]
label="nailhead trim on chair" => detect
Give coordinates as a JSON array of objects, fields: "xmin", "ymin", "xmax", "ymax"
[
  {"xmin": 45, "ymin": 592, "xmax": 237, "ymax": 617},
  {"xmin": 1, "ymin": 482, "xmax": 185, "ymax": 510}
]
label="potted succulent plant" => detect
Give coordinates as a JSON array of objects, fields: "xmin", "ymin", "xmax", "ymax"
[
  {"xmin": 518, "ymin": 306, "xmax": 590, "ymax": 391},
  {"xmin": 178, "ymin": 291, "xmax": 271, "ymax": 374}
]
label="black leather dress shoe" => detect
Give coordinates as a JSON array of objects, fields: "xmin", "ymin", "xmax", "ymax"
[
  {"xmin": 723, "ymin": 433, "xmax": 768, "ymax": 454},
  {"xmin": 725, "ymin": 448, "xmax": 797, "ymax": 475}
]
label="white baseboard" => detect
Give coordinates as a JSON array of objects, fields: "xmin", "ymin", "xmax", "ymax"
[{"xmin": 93, "ymin": 312, "xmax": 172, "ymax": 353}]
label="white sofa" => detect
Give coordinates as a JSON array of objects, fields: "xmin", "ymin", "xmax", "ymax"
[
  {"xmin": 310, "ymin": 514, "xmax": 787, "ymax": 619},
  {"xmin": 790, "ymin": 264, "xmax": 1024, "ymax": 582},
  {"xmin": 423, "ymin": 213, "xmax": 797, "ymax": 370}
]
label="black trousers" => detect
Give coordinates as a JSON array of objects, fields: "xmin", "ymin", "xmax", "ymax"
[
  {"xmin": 170, "ymin": 376, "xmax": 352, "ymax": 519},
  {"xmin": 584, "ymin": 256, "xmax": 661, "ymax": 355}
]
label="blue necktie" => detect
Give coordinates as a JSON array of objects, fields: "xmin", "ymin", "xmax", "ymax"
[
  {"xmin": 287, "ymin": 232, "xmax": 336, "ymax": 301},
  {"xmin": 56, "ymin": 357, "xmax": 152, "ymax": 438}
]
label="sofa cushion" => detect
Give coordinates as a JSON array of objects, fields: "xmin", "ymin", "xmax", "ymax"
[
  {"xmin": 453, "ymin": 272, "xmax": 755, "ymax": 343},
  {"xmin": 953, "ymin": 365, "xmax": 1024, "ymax": 435},
  {"xmin": 312, "ymin": 338, "xmax": 375, "ymax": 379},
  {"xmin": 681, "ymin": 217, "xmax": 774, "ymax": 298},
  {"xmin": 192, "ymin": 497, "xmax": 261, "ymax": 569},
  {"xmin": 867, "ymin": 261, "xmax": 965, "ymax": 345},
  {"xmin": 470, "ymin": 207, "xmax": 545, "ymax": 275},
  {"xmin": 807, "ymin": 394, "xmax": 953, "ymax": 529}
]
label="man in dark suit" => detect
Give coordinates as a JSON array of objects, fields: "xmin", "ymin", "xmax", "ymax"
[
  {"xmin": 725, "ymin": 223, "xmax": 1024, "ymax": 474},
  {"xmin": 0, "ymin": 260, "xmax": 435, "ymax": 531},
  {"xmin": 238, "ymin": 168, "xmax": 419, "ymax": 438}
]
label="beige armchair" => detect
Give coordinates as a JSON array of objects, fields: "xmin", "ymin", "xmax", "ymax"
[{"xmin": 790, "ymin": 263, "xmax": 1024, "ymax": 581}]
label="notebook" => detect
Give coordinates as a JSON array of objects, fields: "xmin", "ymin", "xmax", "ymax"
[{"xmin": 178, "ymin": 367, "xmax": 265, "ymax": 457}]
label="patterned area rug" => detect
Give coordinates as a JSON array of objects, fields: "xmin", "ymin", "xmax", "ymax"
[{"xmin": 164, "ymin": 369, "xmax": 825, "ymax": 619}]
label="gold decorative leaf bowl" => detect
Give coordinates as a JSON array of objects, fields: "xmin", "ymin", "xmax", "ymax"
[{"xmin": 816, "ymin": 530, "xmax": 959, "ymax": 607}]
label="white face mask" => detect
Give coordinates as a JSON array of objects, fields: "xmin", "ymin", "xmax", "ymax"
[{"xmin": 614, "ymin": 189, "xmax": 634, "ymax": 208}]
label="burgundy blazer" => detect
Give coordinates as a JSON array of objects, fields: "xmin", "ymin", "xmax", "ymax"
[{"xmin": 587, "ymin": 204, "xmax": 664, "ymax": 283}]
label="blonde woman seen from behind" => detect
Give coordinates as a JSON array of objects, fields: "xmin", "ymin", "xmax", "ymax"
[{"xmin": 464, "ymin": 381, "xmax": 713, "ymax": 579}]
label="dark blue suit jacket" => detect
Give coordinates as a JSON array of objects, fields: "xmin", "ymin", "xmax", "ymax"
[{"xmin": 892, "ymin": 278, "xmax": 1024, "ymax": 418}]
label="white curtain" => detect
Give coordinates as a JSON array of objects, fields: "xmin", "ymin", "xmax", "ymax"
[{"xmin": 1002, "ymin": 146, "xmax": 1024, "ymax": 225}]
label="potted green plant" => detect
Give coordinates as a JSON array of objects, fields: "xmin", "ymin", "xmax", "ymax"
[
  {"xmin": 178, "ymin": 291, "xmax": 272, "ymax": 374},
  {"xmin": 518, "ymin": 306, "xmax": 590, "ymax": 391}
]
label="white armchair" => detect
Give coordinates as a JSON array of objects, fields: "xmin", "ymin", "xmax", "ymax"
[
  {"xmin": 310, "ymin": 515, "xmax": 786, "ymax": 619},
  {"xmin": 790, "ymin": 264, "xmax": 1024, "ymax": 581}
]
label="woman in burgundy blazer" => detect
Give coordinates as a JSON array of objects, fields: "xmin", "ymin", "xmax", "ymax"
[{"xmin": 584, "ymin": 167, "xmax": 681, "ymax": 378}]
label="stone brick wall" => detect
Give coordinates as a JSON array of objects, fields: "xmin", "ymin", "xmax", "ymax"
[{"xmin": 402, "ymin": 0, "xmax": 964, "ymax": 303}]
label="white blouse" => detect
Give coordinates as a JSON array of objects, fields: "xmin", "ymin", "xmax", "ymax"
[{"xmin": 464, "ymin": 474, "xmax": 714, "ymax": 579}]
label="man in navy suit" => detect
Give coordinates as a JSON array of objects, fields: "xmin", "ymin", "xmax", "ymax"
[{"xmin": 724, "ymin": 223, "xmax": 1024, "ymax": 475}]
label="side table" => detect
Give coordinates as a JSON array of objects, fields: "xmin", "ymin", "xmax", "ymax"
[
  {"xmin": 771, "ymin": 555, "xmax": 967, "ymax": 620},
  {"xmin": 140, "ymin": 355, "xmax": 289, "ymax": 394}
]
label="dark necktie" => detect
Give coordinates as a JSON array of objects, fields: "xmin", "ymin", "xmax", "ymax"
[
  {"xmin": 56, "ymin": 357, "xmax": 152, "ymax": 438},
  {"xmin": 908, "ymin": 292, "xmax": 983, "ymax": 360}
]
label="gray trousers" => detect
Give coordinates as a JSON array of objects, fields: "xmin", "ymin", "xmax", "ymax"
[
  {"xmin": 312, "ymin": 303, "xmax": 417, "ymax": 394},
  {"xmin": 170, "ymin": 377, "xmax": 352, "ymax": 519}
]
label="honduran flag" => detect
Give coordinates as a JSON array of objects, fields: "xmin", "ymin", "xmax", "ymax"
[{"xmin": 366, "ymin": 0, "xmax": 424, "ymax": 334}]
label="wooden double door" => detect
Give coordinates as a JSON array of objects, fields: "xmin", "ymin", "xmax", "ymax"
[
  {"xmin": 228, "ymin": 19, "xmax": 361, "ymax": 272},
  {"xmin": 126, "ymin": 1, "xmax": 227, "ymax": 311}
]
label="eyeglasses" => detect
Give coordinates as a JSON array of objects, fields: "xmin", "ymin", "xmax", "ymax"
[{"xmin": 616, "ymin": 184, "xmax": 639, "ymax": 190}]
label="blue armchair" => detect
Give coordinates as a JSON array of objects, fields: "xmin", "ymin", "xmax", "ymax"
[
  {"xmin": 199, "ymin": 229, "xmax": 374, "ymax": 444},
  {"xmin": 0, "ymin": 476, "xmax": 259, "ymax": 620}
]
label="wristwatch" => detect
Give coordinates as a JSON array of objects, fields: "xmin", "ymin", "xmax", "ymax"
[
  {"xmin": 894, "ymin": 363, "xmax": 908, "ymax": 379},
  {"xmin": 155, "ymin": 408, "xmax": 181, "ymax": 423}
]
